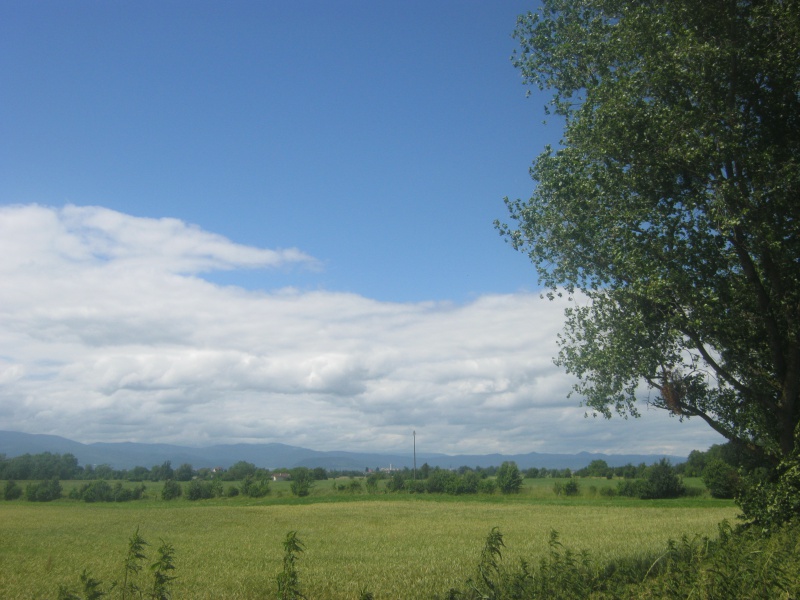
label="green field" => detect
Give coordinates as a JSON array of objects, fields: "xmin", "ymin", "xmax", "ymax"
[{"xmin": 0, "ymin": 478, "xmax": 739, "ymax": 599}]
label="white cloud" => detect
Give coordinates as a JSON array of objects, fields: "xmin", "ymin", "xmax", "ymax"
[{"xmin": 0, "ymin": 204, "xmax": 724, "ymax": 456}]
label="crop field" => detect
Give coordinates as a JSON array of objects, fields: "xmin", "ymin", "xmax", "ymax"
[{"xmin": 0, "ymin": 478, "xmax": 739, "ymax": 599}]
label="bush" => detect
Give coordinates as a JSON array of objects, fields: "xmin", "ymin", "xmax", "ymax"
[
  {"xmin": 478, "ymin": 478, "xmax": 497, "ymax": 494},
  {"xmin": 187, "ymin": 480, "xmax": 215, "ymax": 501},
  {"xmin": 385, "ymin": 472, "xmax": 405, "ymax": 492},
  {"xmin": 640, "ymin": 459, "xmax": 685, "ymax": 499},
  {"xmin": 161, "ymin": 479, "xmax": 182, "ymax": 501},
  {"xmin": 563, "ymin": 479, "xmax": 580, "ymax": 496},
  {"xmin": 4, "ymin": 479, "xmax": 22, "ymax": 500},
  {"xmin": 25, "ymin": 478, "xmax": 62, "ymax": 502},
  {"xmin": 703, "ymin": 459, "xmax": 740, "ymax": 499},
  {"xmin": 496, "ymin": 461, "xmax": 523, "ymax": 494},
  {"xmin": 82, "ymin": 480, "xmax": 113, "ymax": 502},
  {"xmin": 365, "ymin": 473, "xmax": 381, "ymax": 493},
  {"xmin": 405, "ymin": 479, "xmax": 425, "ymax": 494},
  {"xmin": 69, "ymin": 481, "xmax": 146, "ymax": 503},
  {"xmin": 241, "ymin": 475, "xmax": 271, "ymax": 498},
  {"xmin": 616, "ymin": 460, "xmax": 686, "ymax": 499},
  {"xmin": 617, "ymin": 479, "xmax": 644, "ymax": 497},
  {"xmin": 289, "ymin": 468, "xmax": 314, "ymax": 497}
]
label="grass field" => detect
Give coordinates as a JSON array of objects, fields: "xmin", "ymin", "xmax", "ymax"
[{"xmin": 0, "ymin": 478, "xmax": 739, "ymax": 599}]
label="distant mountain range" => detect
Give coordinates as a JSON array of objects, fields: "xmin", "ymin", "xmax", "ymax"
[{"xmin": 0, "ymin": 430, "xmax": 686, "ymax": 472}]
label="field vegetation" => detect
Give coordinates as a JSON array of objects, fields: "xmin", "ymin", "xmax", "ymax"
[
  {"xmin": 1, "ymin": 474, "xmax": 741, "ymax": 599},
  {"xmin": 3, "ymin": 448, "xmax": 797, "ymax": 598}
]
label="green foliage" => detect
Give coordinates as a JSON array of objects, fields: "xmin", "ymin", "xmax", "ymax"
[
  {"xmin": 289, "ymin": 468, "xmax": 314, "ymax": 497},
  {"xmin": 160, "ymin": 480, "xmax": 182, "ymax": 501},
  {"xmin": 702, "ymin": 459, "xmax": 740, "ymax": 499},
  {"xmin": 496, "ymin": 462, "xmax": 523, "ymax": 495},
  {"xmin": 478, "ymin": 478, "xmax": 497, "ymax": 495},
  {"xmin": 385, "ymin": 471, "xmax": 405, "ymax": 492},
  {"xmin": 57, "ymin": 569, "xmax": 107, "ymax": 600},
  {"xmin": 186, "ymin": 480, "xmax": 215, "ymax": 501},
  {"xmin": 150, "ymin": 462, "xmax": 174, "ymax": 482},
  {"xmin": 276, "ymin": 531, "xmax": 305, "ymax": 600},
  {"xmin": 52, "ymin": 519, "xmax": 800, "ymax": 600},
  {"xmin": 223, "ymin": 461, "xmax": 257, "ymax": 481},
  {"xmin": 25, "ymin": 477, "xmax": 62, "ymax": 502},
  {"xmin": 173, "ymin": 463, "xmax": 194, "ymax": 482},
  {"xmin": 639, "ymin": 459, "xmax": 685, "ymax": 500},
  {"xmin": 364, "ymin": 472, "xmax": 381, "ymax": 493},
  {"xmin": 470, "ymin": 527, "xmax": 507, "ymax": 600},
  {"xmin": 737, "ymin": 453, "xmax": 800, "ymax": 529},
  {"xmin": 615, "ymin": 460, "xmax": 686, "ymax": 500},
  {"xmin": 70, "ymin": 481, "xmax": 146, "ymax": 503},
  {"xmin": 78, "ymin": 480, "xmax": 113, "ymax": 503},
  {"xmin": 239, "ymin": 474, "xmax": 270, "ymax": 498},
  {"xmin": 121, "ymin": 526, "xmax": 148, "ymax": 600},
  {"xmin": 4, "ymin": 479, "xmax": 22, "ymax": 500},
  {"xmin": 0, "ymin": 451, "xmax": 82, "ymax": 480},
  {"xmin": 425, "ymin": 469, "xmax": 450, "ymax": 494},
  {"xmin": 563, "ymin": 479, "xmax": 580, "ymax": 497},
  {"xmin": 440, "ymin": 521, "xmax": 800, "ymax": 599},
  {"xmin": 149, "ymin": 540, "xmax": 177, "ymax": 600},
  {"xmin": 576, "ymin": 459, "xmax": 611, "ymax": 479},
  {"xmin": 57, "ymin": 528, "xmax": 175, "ymax": 600},
  {"xmin": 502, "ymin": 0, "xmax": 800, "ymax": 527}
]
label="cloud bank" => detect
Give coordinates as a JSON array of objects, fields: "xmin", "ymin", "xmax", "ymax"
[{"xmin": 0, "ymin": 204, "xmax": 723, "ymax": 456}]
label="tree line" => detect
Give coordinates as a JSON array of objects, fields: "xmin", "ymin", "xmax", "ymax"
[
  {"xmin": 0, "ymin": 452, "xmax": 328, "ymax": 483},
  {"xmin": 2, "ymin": 448, "xmax": 746, "ymax": 502}
]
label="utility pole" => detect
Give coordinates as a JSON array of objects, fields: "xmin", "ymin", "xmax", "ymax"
[{"xmin": 413, "ymin": 430, "xmax": 417, "ymax": 480}]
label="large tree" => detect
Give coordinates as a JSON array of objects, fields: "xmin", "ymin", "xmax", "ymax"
[{"xmin": 500, "ymin": 0, "xmax": 800, "ymax": 524}]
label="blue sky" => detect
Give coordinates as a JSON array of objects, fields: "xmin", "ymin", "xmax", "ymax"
[
  {"xmin": 0, "ymin": 1, "xmax": 724, "ymax": 456},
  {"xmin": 2, "ymin": 0, "xmax": 541, "ymax": 302}
]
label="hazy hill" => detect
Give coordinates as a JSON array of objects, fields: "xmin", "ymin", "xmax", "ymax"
[{"xmin": 0, "ymin": 430, "xmax": 685, "ymax": 471}]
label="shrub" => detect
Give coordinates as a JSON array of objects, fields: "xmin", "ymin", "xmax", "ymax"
[
  {"xmin": 405, "ymin": 479, "xmax": 425, "ymax": 494},
  {"xmin": 424, "ymin": 470, "xmax": 450, "ymax": 494},
  {"xmin": 385, "ymin": 471, "xmax": 405, "ymax": 492},
  {"xmin": 640, "ymin": 459, "xmax": 685, "ymax": 499},
  {"xmin": 241, "ymin": 475, "xmax": 271, "ymax": 498},
  {"xmin": 703, "ymin": 459, "xmax": 740, "ymax": 499},
  {"xmin": 161, "ymin": 479, "xmax": 182, "ymax": 501},
  {"xmin": 289, "ymin": 468, "xmax": 314, "ymax": 497},
  {"xmin": 617, "ymin": 479, "xmax": 643, "ymax": 497},
  {"xmin": 496, "ymin": 461, "xmax": 523, "ymax": 494},
  {"xmin": 563, "ymin": 479, "xmax": 580, "ymax": 496},
  {"xmin": 478, "ymin": 478, "xmax": 497, "ymax": 494},
  {"xmin": 84, "ymin": 480, "xmax": 113, "ymax": 502},
  {"xmin": 187, "ymin": 480, "xmax": 215, "ymax": 501},
  {"xmin": 25, "ymin": 478, "xmax": 62, "ymax": 502},
  {"xmin": 4, "ymin": 479, "xmax": 22, "ymax": 500},
  {"xmin": 365, "ymin": 473, "xmax": 381, "ymax": 493}
]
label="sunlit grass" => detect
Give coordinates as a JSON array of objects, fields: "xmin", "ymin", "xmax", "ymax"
[{"xmin": 0, "ymin": 490, "xmax": 739, "ymax": 599}]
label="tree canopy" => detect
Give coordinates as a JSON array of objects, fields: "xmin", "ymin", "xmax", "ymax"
[{"xmin": 501, "ymin": 0, "xmax": 800, "ymax": 524}]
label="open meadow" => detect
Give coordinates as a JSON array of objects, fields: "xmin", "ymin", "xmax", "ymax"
[{"xmin": 0, "ymin": 478, "xmax": 739, "ymax": 599}]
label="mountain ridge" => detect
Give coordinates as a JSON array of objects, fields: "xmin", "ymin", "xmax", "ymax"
[{"xmin": 0, "ymin": 430, "xmax": 686, "ymax": 471}]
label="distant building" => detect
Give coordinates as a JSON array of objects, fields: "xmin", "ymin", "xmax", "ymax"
[{"xmin": 272, "ymin": 472, "xmax": 290, "ymax": 481}]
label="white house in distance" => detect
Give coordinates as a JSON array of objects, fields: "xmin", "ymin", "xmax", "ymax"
[{"xmin": 272, "ymin": 472, "xmax": 290, "ymax": 482}]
